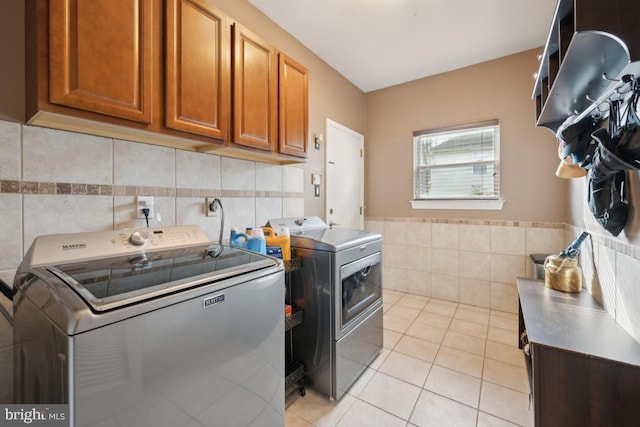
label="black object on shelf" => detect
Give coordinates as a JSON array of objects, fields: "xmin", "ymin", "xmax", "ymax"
[
  {"xmin": 283, "ymin": 256, "xmax": 302, "ymax": 272},
  {"xmin": 284, "ymin": 256, "xmax": 305, "ymax": 398},
  {"xmin": 285, "ymin": 309, "xmax": 304, "ymax": 332},
  {"xmin": 285, "ymin": 359, "xmax": 304, "ymax": 389}
]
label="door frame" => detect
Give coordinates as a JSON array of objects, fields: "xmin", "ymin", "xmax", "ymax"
[{"xmin": 324, "ymin": 118, "xmax": 364, "ymax": 229}]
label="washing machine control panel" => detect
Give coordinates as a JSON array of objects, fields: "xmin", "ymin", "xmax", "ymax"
[
  {"xmin": 129, "ymin": 230, "xmax": 149, "ymax": 246},
  {"xmin": 27, "ymin": 225, "xmax": 212, "ymax": 267}
]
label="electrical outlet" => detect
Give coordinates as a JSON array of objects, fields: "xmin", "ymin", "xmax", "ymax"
[
  {"xmin": 206, "ymin": 198, "xmax": 218, "ymax": 217},
  {"xmin": 136, "ymin": 196, "xmax": 154, "ymax": 219}
]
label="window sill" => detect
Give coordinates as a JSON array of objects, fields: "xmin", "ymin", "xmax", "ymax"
[{"xmin": 410, "ymin": 199, "xmax": 505, "ymax": 210}]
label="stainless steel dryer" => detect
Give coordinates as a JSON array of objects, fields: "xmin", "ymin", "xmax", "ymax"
[
  {"xmin": 13, "ymin": 225, "xmax": 284, "ymax": 427},
  {"xmin": 267, "ymin": 217, "xmax": 382, "ymax": 400}
]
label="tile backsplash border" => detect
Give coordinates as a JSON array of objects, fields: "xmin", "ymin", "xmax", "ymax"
[
  {"xmin": 366, "ymin": 216, "xmax": 565, "ymax": 229},
  {"xmin": 0, "ymin": 179, "xmax": 303, "ymax": 199}
]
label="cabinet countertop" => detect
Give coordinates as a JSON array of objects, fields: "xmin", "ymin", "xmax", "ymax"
[{"xmin": 517, "ymin": 278, "xmax": 640, "ymax": 367}]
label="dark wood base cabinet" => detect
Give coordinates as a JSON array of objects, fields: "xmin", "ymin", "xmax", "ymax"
[{"xmin": 517, "ymin": 279, "xmax": 640, "ymax": 427}]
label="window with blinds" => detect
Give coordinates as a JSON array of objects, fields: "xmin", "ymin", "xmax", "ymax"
[{"xmin": 413, "ymin": 120, "xmax": 500, "ymax": 200}]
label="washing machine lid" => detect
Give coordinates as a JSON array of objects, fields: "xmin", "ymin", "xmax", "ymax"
[
  {"xmin": 267, "ymin": 217, "xmax": 381, "ymax": 252},
  {"xmin": 17, "ymin": 226, "xmax": 280, "ymax": 312},
  {"xmin": 47, "ymin": 244, "xmax": 277, "ymax": 312}
]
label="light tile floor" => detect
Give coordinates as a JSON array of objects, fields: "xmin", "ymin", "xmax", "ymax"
[{"xmin": 285, "ymin": 289, "xmax": 533, "ymax": 427}]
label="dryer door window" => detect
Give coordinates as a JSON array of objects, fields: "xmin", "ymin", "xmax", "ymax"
[{"xmin": 339, "ymin": 252, "xmax": 382, "ymax": 330}]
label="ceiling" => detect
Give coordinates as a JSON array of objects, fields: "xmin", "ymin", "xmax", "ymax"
[{"xmin": 248, "ymin": 0, "xmax": 558, "ymax": 93}]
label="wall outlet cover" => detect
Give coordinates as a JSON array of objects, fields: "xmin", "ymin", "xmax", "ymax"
[{"xmin": 136, "ymin": 196, "xmax": 154, "ymax": 219}]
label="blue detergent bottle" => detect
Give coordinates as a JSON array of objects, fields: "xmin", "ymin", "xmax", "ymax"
[
  {"xmin": 247, "ymin": 228, "xmax": 267, "ymax": 254},
  {"xmin": 229, "ymin": 227, "xmax": 249, "ymax": 249}
]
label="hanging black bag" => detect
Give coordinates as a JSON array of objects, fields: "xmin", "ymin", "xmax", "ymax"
[
  {"xmin": 556, "ymin": 114, "xmax": 601, "ymax": 165},
  {"xmin": 587, "ymin": 170, "xmax": 628, "ymax": 236},
  {"xmin": 615, "ymin": 77, "xmax": 640, "ymax": 164},
  {"xmin": 590, "ymin": 127, "xmax": 638, "ymax": 182}
]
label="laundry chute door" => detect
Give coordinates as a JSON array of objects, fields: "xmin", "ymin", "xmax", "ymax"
[{"xmin": 325, "ymin": 119, "xmax": 364, "ymax": 229}]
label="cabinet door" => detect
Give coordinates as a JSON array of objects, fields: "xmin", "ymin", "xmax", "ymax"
[
  {"xmin": 279, "ymin": 54, "xmax": 309, "ymax": 158},
  {"xmin": 232, "ymin": 23, "xmax": 278, "ymax": 152},
  {"xmin": 48, "ymin": 0, "xmax": 153, "ymax": 123},
  {"xmin": 166, "ymin": 0, "xmax": 229, "ymax": 139}
]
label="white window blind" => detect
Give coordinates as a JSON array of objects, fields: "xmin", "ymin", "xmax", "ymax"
[{"xmin": 413, "ymin": 120, "xmax": 500, "ymax": 200}]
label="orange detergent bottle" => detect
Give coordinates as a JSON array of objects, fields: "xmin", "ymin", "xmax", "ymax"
[{"xmin": 261, "ymin": 227, "xmax": 291, "ymax": 261}]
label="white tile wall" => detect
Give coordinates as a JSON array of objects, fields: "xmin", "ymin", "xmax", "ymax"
[
  {"xmin": 24, "ymin": 126, "xmax": 113, "ymax": 184},
  {"xmin": 0, "ymin": 120, "xmax": 305, "ymax": 283},
  {"xmin": 256, "ymin": 198, "xmax": 283, "ymax": 229},
  {"xmin": 490, "ymin": 226, "xmax": 525, "ymax": 256},
  {"xmin": 525, "ymin": 226, "xmax": 566, "ymax": 255},
  {"xmin": 23, "ymin": 194, "xmax": 114, "ymax": 246},
  {"xmin": 0, "ymin": 194, "xmax": 22, "ymax": 270},
  {"xmin": 224, "ymin": 198, "xmax": 257, "ymax": 232},
  {"xmin": 283, "ymin": 165, "xmax": 304, "ymax": 193},
  {"xmin": 459, "ymin": 224, "xmax": 490, "ymax": 253},
  {"xmin": 616, "ymin": 252, "xmax": 640, "ymax": 343},
  {"xmin": 370, "ymin": 216, "xmax": 640, "ymax": 340},
  {"xmin": 283, "ymin": 197, "xmax": 304, "ymax": 218},
  {"xmin": 0, "ymin": 121, "xmax": 21, "ymax": 180},
  {"xmin": 432, "ymin": 223, "xmax": 459, "ymax": 249},
  {"xmin": 177, "ymin": 197, "xmax": 219, "ymax": 241},
  {"xmin": 116, "ymin": 195, "xmax": 177, "ymax": 230},
  {"xmin": 576, "ymin": 224, "xmax": 640, "ymax": 344},
  {"xmin": 176, "ymin": 149, "xmax": 221, "ymax": 190},
  {"xmin": 256, "ymin": 163, "xmax": 283, "ymax": 192},
  {"xmin": 114, "ymin": 139, "xmax": 175, "ymax": 187},
  {"xmin": 2, "ymin": 118, "xmax": 640, "ymax": 344},
  {"xmin": 221, "ymin": 157, "xmax": 255, "ymax": 191},
  {"xmin": 366, "ymin": 218, "xmax": 567, "ymax": 314}
]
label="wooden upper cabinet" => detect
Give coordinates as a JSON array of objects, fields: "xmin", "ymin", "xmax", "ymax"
[
  {"xmin": 27, "ymin": 0, "xmax": 308, "ymax": 163},
  {"xmin": 232, "ymin": 23, "xmax": 278, "ymax": 152},
  {"xmin": 48, "ymin": 0, "xmax": 154, "ymax": 123},
  {"xmin": 165, "ymin": 0, "xmax": 229, "ymax": 139},
  {"xmin": 278, "ymin": 53, "xmax": 309, "ymax": 158}
]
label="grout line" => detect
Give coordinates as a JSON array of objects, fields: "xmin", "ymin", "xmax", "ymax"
[
  {"xmin": 289, "ymin": 290, "xmax": 529, "ymax": 426},
  {"xmin": 380, "ymin": 291, "xmax": 530, "ymax": 425}
]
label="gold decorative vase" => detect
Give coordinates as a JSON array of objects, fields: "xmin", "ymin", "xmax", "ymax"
[{"xmin": 544, "ymin": 255, "xmax": 582, "ymax": 293}]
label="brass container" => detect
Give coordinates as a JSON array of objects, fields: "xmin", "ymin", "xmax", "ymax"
[{"xmin": 544, "ymin": 255, "xmax": 582, "ymax": 292}]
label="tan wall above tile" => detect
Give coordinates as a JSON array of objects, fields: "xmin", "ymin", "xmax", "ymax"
[{"xmin": 364, "ymin": 49, "xmax": 563, "ymax": 222}]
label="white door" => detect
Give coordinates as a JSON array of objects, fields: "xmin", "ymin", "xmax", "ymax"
[{"xmin": 325, "ymin": 119, "xmax": 364, "ymax": 229}]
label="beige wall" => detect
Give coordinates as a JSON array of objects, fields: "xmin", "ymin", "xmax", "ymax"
[
  {"xmin": 364, "ymin": 49, "xmax": 564, "ymax": 222},
  {"xmin": 210, "ymin": 0, "xmax": 367, "ymax": 216}
]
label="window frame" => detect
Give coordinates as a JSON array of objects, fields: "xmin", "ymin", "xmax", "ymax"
[{"xmin": 411, "ymin": 119, "xmax": 505, "ymax": 211}]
